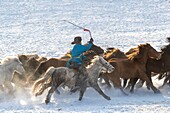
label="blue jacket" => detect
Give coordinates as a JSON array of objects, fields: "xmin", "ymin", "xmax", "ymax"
[{"xmin": 66, "ymin": 43, "xmax": 93, "ymax": 68}]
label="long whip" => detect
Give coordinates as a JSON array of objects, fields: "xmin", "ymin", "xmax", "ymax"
[{"xmin": 62, "ymin": 20, "xmax": 93, "ymax": 39}]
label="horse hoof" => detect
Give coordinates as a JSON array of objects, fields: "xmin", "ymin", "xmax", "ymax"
[
  {"xmin": 147, "ymin": 86, "xmax": 151, "ymax": 90},
  {"xmin": 35, "ymin": 93, "xmax": 38, "ymax": 97},
  {"xmin": 154, "ymin": 89, "xmax": 161, "ymax": 94},
  {"xmin": 106, "ymin": 96, "xmax": 111, "ymax": 100},
  {"xmin": 158, "ymin": 86, "xmax": 164, "ymax": 89},
  {"xmin": 45, "ymin": 99, "xmax": 49, "ymax": 104},
  {"xmin": 78, "ymin": 97, "xmax": 82, "ymax": 101}
]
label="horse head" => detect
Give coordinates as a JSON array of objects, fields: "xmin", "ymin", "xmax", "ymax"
[
  {"xmin": 127, "ymin": 43, "xmax": 161, "ymax": 63},
  {"xmin": 145, "ymin": 43, "xmax": 161, "ymax": 60},
  {"xmin": 92, "ymin": 56, "xmax": 114, "ymax": 73},
  {"xmin": 90, "ymin": 44, "xmax": 104, "ymax": 55}
]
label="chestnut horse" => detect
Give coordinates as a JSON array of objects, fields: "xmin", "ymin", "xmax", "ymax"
[
  {"xmin": 27, "ymin": 44, "xmax": 104, "ymax": 83},
  {"xmin": 104, "ymin": 43, "xmax": 161, "ymax": 94},
  {"xmin": 133, "ymin": 38, "xmax": 170, "ymax": 89},
  {"xmin": 101, "ymin": 48, "xmax": 127, "ymax": 87},
  {"xmin": 125, "ymin": 37, "xmax": 170, "ymax": 92}
]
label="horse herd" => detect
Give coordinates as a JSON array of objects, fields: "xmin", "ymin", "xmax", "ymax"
[{"xmin": 1, "ymin": 37, "xmax": 170, "ymax": 104}]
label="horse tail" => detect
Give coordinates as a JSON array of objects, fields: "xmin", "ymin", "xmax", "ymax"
[{"xmin": 32, "ymin": 66, "xmax": 56, "ymax": 94}]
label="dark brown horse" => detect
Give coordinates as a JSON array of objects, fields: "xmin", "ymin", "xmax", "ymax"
[
  {"xmin": 104, "ymin": 43, "xmax": 161, "ymax": 94},
  {"xmin": 27, "ymin": 44, "xmax": 104, "ymax": 83}
]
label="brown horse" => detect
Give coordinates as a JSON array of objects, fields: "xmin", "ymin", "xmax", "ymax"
[
  {"xmin": 133, "ymin": 38, "xmax": 170, "ymax": 89},
  {"xmin": 125, "ymin": 38, "xmax": 170, "ymax": 92},
  {"xmin": 104, "ymin": 43, "xmax": 161, "ymax": 94},
  {"xmin": 27, "ymin": 44, "xmax": 104, "ymax": 83},
  {"xmin": 101, "ymin": 48, "xmax": 127, "ymax": 87}
]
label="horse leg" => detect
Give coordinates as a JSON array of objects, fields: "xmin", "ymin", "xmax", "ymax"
[
  {"xmin": 108, "ymin": 75, "xmax": 128, "ymax": 95},
  {"xmin": 159, "ymin": 73, "xmax": 170, "ymax": 89},
  {"xmin": 125, "ymin": 79, "xmax": 133, "ymax": 90},
  {"xmin": 78, "ymin": 86, "xmax": 87, "ymax": 101},
  {"xmin": 123, "ymin": 79, "xmax": 128, "ymax": 88},
  {"xmin": 129, "ymin": 78, "xmax": 138, "ymax": 93},
  {"xmin": 100, "ymin": 74, "xmax": 112, "ymax": 88},
  {"xmin": 145, "ymin": 72, "xmax": 152, "ymax": 90},
  {"xmin": 78, "ymin": 78, "xmax": 88, "ymax": 101},
  {"xmin": 35, "ymin": 82, "xmax": 51, "ymax": 97},
  {"xmin": 135, "ymin": 79, "xmax": 145, "ymax": 88},
  {"xmin": 139, "ymin": 72, "xmax": 160, "ymax": 93},
  {"xmin": 0, "ymin": 85, "xmax": 4, "ymax": 92},
  {"xmin": 91, "ymin": 83, "xmax": 111, "ymax": 100},
  {"xmin": 4, "ymin": 82, "xmax": 15, "ymax": 96},
  {"xmin": 45, "ymin": 84, "xmax": 57, "ymax": 104}
]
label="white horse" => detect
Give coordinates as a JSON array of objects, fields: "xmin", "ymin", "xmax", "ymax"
[
  {"xmin": 0, "ymin": 56, "xmax": 25, "ymax": 95},
  {"xmin": 32, "ymin": 55, "xmax": 114, "ymax": 104}
]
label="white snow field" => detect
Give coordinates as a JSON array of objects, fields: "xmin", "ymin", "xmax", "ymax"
[{"xmin": 0, "ymin": 0, "xmax": 170, "ymax": 112}]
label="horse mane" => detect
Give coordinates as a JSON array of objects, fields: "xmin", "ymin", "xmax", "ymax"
[
  {"xmin": 1, "ymin": 56, "xmax": 19, "ymax": 65},
  {"xmin": 106, "ymin": 48, "xmax": 119, "ymax": 53},
  {"xmin": 161, "ymin": 37, "xmax": 170, "ymax": 54},
  {"xmin": 90, "ymin": 44, "xmax": 104, "ymax": 55},
  {"xmin": 86, "ymin": 55, "xmax": 100, "ymax": 69},
  {"xmin": 127, "ymin": 43, "xmax": 149, "ymax": 61},
  {"xmin": 104, "ymin": 48, "xmax": 121, "ymax": 59},
  {"xmin": 90, "ymin": 55, "xmax": 100, "ymax": 63}
]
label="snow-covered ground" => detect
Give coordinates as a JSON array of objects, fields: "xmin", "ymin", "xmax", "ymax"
[{"xmin": 0, "ymin": 0, "xmax": 170, "ymax": 112}]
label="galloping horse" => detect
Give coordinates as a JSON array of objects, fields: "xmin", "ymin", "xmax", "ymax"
[
  {"xmin": 101, "ymin": 48, "xmax": 127, "ymax": 87},
  {"xmin": 104, "ymin": 43, "xmax": 161, "ymax": 94},
  {"xmin": 28, "ymin": 44, "xmax": 104, "ymax": 83},
  {"xmin": 32, "ymin": 56, "xmax": 114, "ymax": 104},
  {"xmin": 133, "ymin": 37, "xmax": 170, "ymax": 89},
  {"xmin": 0, "ymin": 56, "xmax": 25, "ymax": 95}
]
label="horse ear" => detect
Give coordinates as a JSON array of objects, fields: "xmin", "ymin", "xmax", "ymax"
[
  {"xmin": 134, "ymin": 46, "xmax": 145, "ymax": 60},
  {"xmin": 146, "ymin": 43, "xmax": 151, "ymax": 46}
]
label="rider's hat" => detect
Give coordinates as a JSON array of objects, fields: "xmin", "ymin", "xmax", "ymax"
[{"xmin": 71, "ymin": 36, "xmax": 82, "ymax": 44}]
